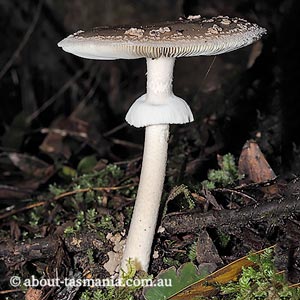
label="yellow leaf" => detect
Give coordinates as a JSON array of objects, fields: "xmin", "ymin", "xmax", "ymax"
[{"xmin": 171, "ymin": 246, "xmax": 275, "ymax": 299}]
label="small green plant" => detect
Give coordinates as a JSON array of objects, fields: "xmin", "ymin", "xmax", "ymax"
[
  {"xmin": 86, "ymin": 208, "xmax": 98, "ymax": 228},
  {"xmin": 29, "ymin": 210, "xmax": 41, "ymax": 226},
  {"xmin": 163, "ymin": 257, "xmax": 181, "ymax": 268},
  {"xmin": 202, "ymin": 153, "xmax": 241, "ymax": 190},
  {"xmin": 80, "ymin": 289, "xmax": 106, "ymax": 300},
  {"xmin": 49, "ymin": 163, "xmax": 136, "ymax": 209},
  {"xmin": 86, "ymin": 249, "xmax": 94, "ymax": 265},
  {"xmin": 120, "ymin": 258, "xmax": 138, "ymax": 282},
  {"xmin": 64, "ymin": 209, "xmax": 116, "ymax": 236},
  {"xmin": 49, "ymin": 164, "xmax": 126, "ymax": 196},
  {"xmin": 74, "ymin": 164, "xmax": 124, "ymax": 188},
  {"xmin": 188, "ymin": 241, "xmax": 198, "ymax": 262},
  {"xmin": 49, "ymin": 183, "xmax": 65, "ymax": 196},
  {"xmin": 80, "ymin": 288, "xmax": 138, "ymax": 300},
  {"xmin": 97, "ymin": 215, "xmax": 115, "ymax": 231},
  {"xmin": 80, "ymin": 260, "xmax": 150, "ymax": 300},
  {"xmin": 49, "ymin": 163, "xmax": 135, "ymax": 238},
  {"xmin": 167, "ymin": 184, "xmax": 195, "ymax": 210},
  {"xmin": 143, "ymin": 262, "xmax": 209, "ymax": 300},
  {"xmin": 220, "ymin": 248, "xmax": 300, "ymax": 300},
  {"xmin": 216, "ymin": 229, "xmax": 231, "ymax": 249},
  {"xmin": 64, "ymin": 226, "xmax": 75, "ymax": 235}
]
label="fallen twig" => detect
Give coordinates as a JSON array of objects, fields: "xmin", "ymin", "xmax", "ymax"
[
  {"xmin": 110, "ymin": 138, "xmax": 143, "ymax": 150},
  {"xmin": 163, "ymin": 195, "xmax": 300, "ymax": 234},
  {"xmin": 214, "ymin": 187, "xmax": 257, "ymax": 202},
  {"xmin": 0, "ymin": 183, "xmax": 136, "ymax": 220},
  {"xmin": 0, "ymin": 232, "xmax": 103, "ymax": 266},
  {"xmin": 234, "ymin": 177, "xmax": 278, "ymax": 190},
  {"xmin": 0, "ymin": 289, "xmax": 23, "ymax": 295}
]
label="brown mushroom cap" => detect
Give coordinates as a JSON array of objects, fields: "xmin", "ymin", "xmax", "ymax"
[{"xmin": 58, "ymin": 15, "xmax": 266, "ymax": 60}]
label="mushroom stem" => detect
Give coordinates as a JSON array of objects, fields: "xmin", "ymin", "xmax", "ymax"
[
  {"xmin": 122, "ymin": 57, "xmax": 193, "ymax": 273},
  {"xmin": 125, "ymin": 57, "xmax": 193, "ymax": 127},
  {"xmin": 146, "ymin": 57, "xmax": 175, "ymax": 104},
  {"xmin": 121, "ymin": 57, "xmax": 179, "ymax": 272},
  {"xmin": 121, "ymin": 124, "xmax": 169, "ymax": 272}
]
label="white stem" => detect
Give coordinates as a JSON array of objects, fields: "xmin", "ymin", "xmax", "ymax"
[
  {"xmin": 125, "ymin": 57, "xmax": 194, "ymax": 127},
  {"xmin": 121, "ymin": 124, "xmax": 169, "ymax": 272},
  {"xmin": 146, "ymin": 57, "xmax": 175, "ymax": 104},
  {"xmin": 121, "ymin": 57, "xmax": 193, "ymax": 273}
]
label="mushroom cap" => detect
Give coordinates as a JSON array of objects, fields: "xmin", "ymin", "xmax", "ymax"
[{"xmin": 58, "ymin": 15, "xmax": 266, "ymax": 60}]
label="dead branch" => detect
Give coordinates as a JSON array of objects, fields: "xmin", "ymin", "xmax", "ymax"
[
  {"xmin": 0, "ymin": 236, "xmax": 60, "ymax": 266},
  {"xmin": 0, "ymin": 232, "xmax": 104, "ymax": 267},
  {"xmin": 163, "ymin": 195, "xmax": 300, "ymax": 234}
]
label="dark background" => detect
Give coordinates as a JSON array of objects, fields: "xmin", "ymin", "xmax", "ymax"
[{"xmin": 1, "ymin": 0, "xmax": 300, "ymax": 184}]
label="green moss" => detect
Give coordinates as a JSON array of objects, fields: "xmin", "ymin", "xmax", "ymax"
[
  {"xmin": 86, "ymin": 249, "xmax": 94, "ymax": 265},
  {"xmin": 216, "ymin": 229, "xmax": 231, "ymax": 249},
  {"xmin": 219, "ymin": 248, "xmax": 300, "ymax": 300},
  {"xmin": 79, "ymin": 260, "xmax": 151, "ymax": 300},
  {"xmin": 64, "ymin": 209, "xmax": 116, "ymax": 236},
  {"xmin": 163, "ymin": 257, "xmax": 181, "ymax": 268},
  {"xmin": 202, "ymin": 153, "xmax": 241, "ymax": 190},
  {"xmin": 48, "ymin": 183, "xmax": 65, "ymax": 196},
  {"xmin": 28, "ymin": 210, "xmax": 41, "ymax": 226},
  {"xmin": 50, "ymin": 164, "xmax": 125, "ymax": 197},
  {"xmin": 167, "ymin": 184, "xmax": 195, "ymax": 210},
  {"xmin": 188, "ymin": 241, "xmax": 198, "ymax": 262}
]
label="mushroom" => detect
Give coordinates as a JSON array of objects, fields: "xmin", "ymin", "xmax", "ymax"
[{"xmin": 58, "ymin": 16, "xmax": 266, "ymax": 273}]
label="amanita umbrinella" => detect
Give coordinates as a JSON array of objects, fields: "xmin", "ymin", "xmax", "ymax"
[{"xmin": 58, "ymin": 15, "xmax": 266, "ymax": 273}]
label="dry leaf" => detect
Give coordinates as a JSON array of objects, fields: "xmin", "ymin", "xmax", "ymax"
[
  {"xmin": 25, "ymin": 288, "xmax": 42, "ymax": 300},
  {"xmin": 196, "ymin": 231, "xmax": 223, "ymax": 265},
  {"xmin": 238, "ymin": 140, "xmax": 278, "ymax": 194},
  {"xmin": 171, "ymin": 247, "xmax": 273, "ymax": 299},
  {"xmin": 40, "ymin": 116, "xmax": 88, "ymax": 159},
  {"xmin": 0, "ymin": 153, "xmax": 54, "ymax": 199}
]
